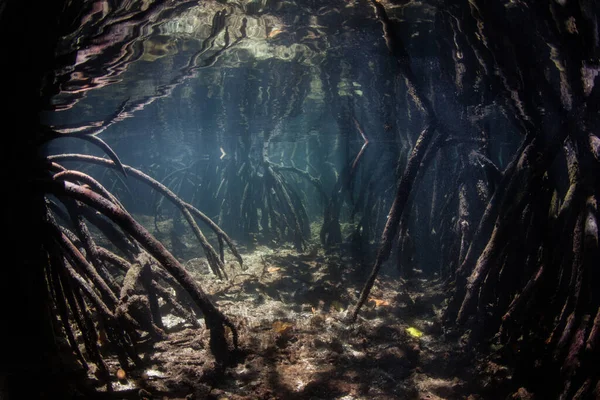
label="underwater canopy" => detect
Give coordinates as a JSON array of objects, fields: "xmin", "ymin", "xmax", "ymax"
[{"xmin": 1, "ymin": 0, "xmax": 599, "ymax": 398}]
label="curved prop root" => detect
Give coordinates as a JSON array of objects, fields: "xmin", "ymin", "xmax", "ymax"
[
  {"xmin": 46, "ymin": 179, "xmax": 237, "ymax": 363},
  {"xmin": 50, "ymin": 154, "xmax": 243, "ymax": 276}
]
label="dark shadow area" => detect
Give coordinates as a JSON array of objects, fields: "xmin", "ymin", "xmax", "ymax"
[{"xmin": 3, "ymin": 0, "xmax": 600, "ymax": 399}]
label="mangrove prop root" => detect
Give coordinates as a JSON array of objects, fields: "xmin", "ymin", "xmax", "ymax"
[
  {"xmin": 91, "ymin": 243, "xmax": 198, "ymax": 333},
  {"xmin": 351, "ymin": 122, "xmax": 437, "ymax": 322},
  {"xmin": 46, "ymin": 246, "xmax": 89, "ymax": 370},
  {"xmin": 55, "ymin": 258, "xmax": 106, "ymax": 374},
  {"xmin": 350, "ymin": 117, "xmax": 370, "ymax": 172},
  {"xmin": 76, "ymin": 204, "xmax": 140, "ymax": 258},
  {"xmin": 53, "ymin": 169, "xmax": 125, "ymax": 209},
  {"xmin": 586, "ymin": 307, "xmax": 600, "ymax": 352},
  {"xmin": 454, "ymin": 137, "xmax": 532, "ymax": 282},
  {"xmin": 96, "ymin": 246, "xmax": 132, "ymax": 272},
  {"xmin": 50, "ymin": 221, "xmax": 119, "ymax": 307},
  {"xmin": 548, "ymin": 213, "xmax": 585, "ymax": 355},
  {"xmin": 456, "ymin": 143, "xmax": 539, "ymax": 324},
  {"xmin": 61, "ymin": 255, "xmax": 116, "ymax": 321},
  {"xmin": 140, "ymin": 259, "xmax": 164, "ymax": 331},
  {"xmin": 266, "ymin": 164, "xmax": 306, "ymax": 251},
  {"xmin": 184, "ymin": 201, "xmax": 242, "ymax": 268},
  {"xmin": 42, "ymin": 127, "xmax": 128, "ymax": 177},
  {"xmin": 320, "ymin": 118, "xmax": 371, "ymax": 249},
  {"xmin": 499, "ymin": 264, "xmax": 545, "ymax": 337},
  {"xmin": 349, "ymin": 0, "xmax": 447, "ymax": 322},
  {"xmin": 50, "ymin": 154, "xmax": 242, "ymax": 273},
  {"xmin": 272, "ymin": 164, "xmax": 328, "ymax": 204},
  {"xmin": 149, "ymin": 278, "xmax": 201, "ymax": 328},
  {"xmin": 70, "ymin": 280, "xmax": 115, "ymax": 385},
  {"xmin": 117, "ymin": 254, "xmax": 166, "ymax": 339},
  {"xmin": 46, "ymin": 179, "xmax": 237, "ymax": 363},
  {"xmin": 66, "ymin": 200, "xmax": 121, "ymax": 294}
]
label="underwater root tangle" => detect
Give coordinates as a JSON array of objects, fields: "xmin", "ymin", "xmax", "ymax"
[
  {"xmin": 51, "ymin": 153, "xmax": 243, "ymax": 278},
  {"xmin": 41, "ymin": 153, "xmax": 242, "ymax": 389},
  {"xmin": 349, "ymin": 0, "xmax": 440, "ymax": 322},
  {"xmin": 223, "ymin": 154, "xmax": 313, "ymax": 252}
]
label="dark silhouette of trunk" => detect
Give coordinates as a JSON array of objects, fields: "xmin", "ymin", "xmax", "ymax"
[{"xmin": 0, "ymin": 0, "xmax": 80, "ymax": 397}]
